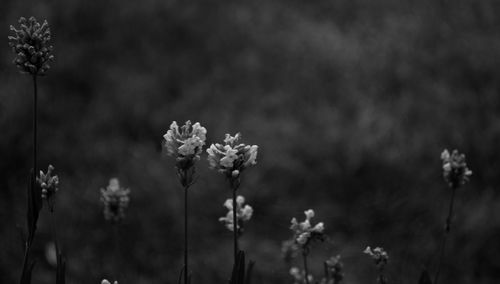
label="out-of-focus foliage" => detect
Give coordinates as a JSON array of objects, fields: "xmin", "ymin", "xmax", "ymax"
[{"xmin": 1, "ymin": 0, "xmax": 500, "ymax": 283}]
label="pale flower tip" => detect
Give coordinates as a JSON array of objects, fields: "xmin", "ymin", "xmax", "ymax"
[
  {"xmin": 363, "ymin": 246, "xmax": 371, "ymax": 254},
  {"xmin": 101, "ymin": 280, "xmax": 110, "ymax": 284},
  {"xmin": 232, "ymin": 170, "xmax": 240, "ymax": 177},
  {"xmin": 304, "ymin": 209, "xmax": 315, "ymax": 219}
]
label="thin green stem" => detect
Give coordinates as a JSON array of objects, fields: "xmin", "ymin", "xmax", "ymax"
[{"xmin": 433, "ymin": 185, "xmax": 457, "ymax": 284}]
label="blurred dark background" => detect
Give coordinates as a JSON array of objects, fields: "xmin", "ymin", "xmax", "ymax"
[{"xmin": 1, "ymin": 0, "xmax": 500, "ymax": 283}]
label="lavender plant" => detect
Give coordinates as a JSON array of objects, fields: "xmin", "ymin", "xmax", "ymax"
[
  {"xmin": 8, "ymin": 16, "xmax": 55, "ymax": 284},
  {"xmin": 284, "ymin": 209, "xmax": 325, "ymax": 284},
  {"xmin": 364, "ymin": 246, "xmax": 389, "ymax": 284},
  {"xmin": 37, "ymin": 165, "xmax": 65, "ymax": 283},
  {"xmin": 100, "ymin": 178, "xmax": 130, "ymax": 281},
  {"xmin": 207, "ymin": 133, "xmax": 258, "ymax": 265},
  {"xmin": 321, "ymin": 255, "xmax": 344, "ymax": 284},
  {"xmin": 163, "ymin": 120, "xmax": 207, "ymax": 284},
  {"xmin": 433, "ymin": 149, "xmax": 472, "ymax": 284},
  {"xmin": 100, "ymin": 178, "xmax": 130, "ymax": 224}
]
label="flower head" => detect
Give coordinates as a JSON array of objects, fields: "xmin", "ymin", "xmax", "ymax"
[
  {"xmin": 8, "ymin": 16, "xmax": 54, "ymax": 75},
  {"xmin": 290, "ymin": 267, "xmax": 314, "ymax": 284},
  {"xmin": 364, "ymin": 246, "xmax": 388, "ymax": 270},
  {"xmin": 441, "ymin": 149, "xmax": 472, "ymax": 188},
  {"xmin": 37, "ymin": 165, "xmax": 59, "ymax": 211},
  {"xmin": 207, "ymin": 133, "xmax": 258, "ymax": 179},
  {"xmin": 163, "ymin": 121, "xmax": 207, "ymax": 186},
  {"xmin": 323, "ymin": 255, "xmax": 344, "ymax": 283},
  {"xmin": 289, "ymin": 209, "xmax": 325, "ymax": 252},
  {"xmin": 219, "ymin": 195, "xmax": 253, "ymax": 235},
  {"xmin": 164, "ymin": 121, "xmax": 206, "ymax": 160},
  {"xmin": 100, "ymin": 178, "xmax": 130, "ymax": 223}
]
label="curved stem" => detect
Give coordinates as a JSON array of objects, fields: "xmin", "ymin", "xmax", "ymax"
[{"xmin": 433, "ymin": 185, "xmax": 457, "ymax": 284}]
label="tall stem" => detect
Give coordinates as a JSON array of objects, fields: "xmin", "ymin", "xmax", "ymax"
[
  {"xmin": 32, "ymin": 75, "xmax": 38, "ymax": 177},
  {"xmin": 231, "ymin": 181, "xmax": 239, "ymax": 264},
  {"xmin": 433, "ymin": 185, "xmax": 457, "ymax": 284},
  {"xmin": 184, "ymin": 183, "xmax": 189, "ymax": 284},
  {"xmin": 302, "ymin": 251, "xmax": 310, "ymax": 284},
  {"xmin": 113, "ymin": 223, "xmax": 120, "ymax": 280}
]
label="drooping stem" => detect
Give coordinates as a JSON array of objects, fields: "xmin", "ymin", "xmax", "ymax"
[
  {"xmin": 433, "ymin": 185, "xmax": 457, "ymax": 284},
  {"xmin": 302, "ymin": 251, "xmax": 310, "ymax": 284}
]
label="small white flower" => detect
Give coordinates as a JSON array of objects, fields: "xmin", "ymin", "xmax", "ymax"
[
  {"xmin": 440, "ymin": 149, "xmax": 472, "ymax": 188},
  {"xmin": 207, "ymin": 133, "xmax": 258, "ymax": 177},
  {"xmin": 219, "ymin": 195, "xmax": 253, "ymax": 234},
  {"xmin": 289, "ymin": 209, "xmax": 325, "ymax": 249},
  {"xmin": 163, "ymin": 120, "xmax": 207, "ymax": 166},
  {"xmin": 304, "ymin": 209, "xmax": 315, "ymax": 220},
  {"xmin": 100, "ymin": 178, "xmax": 130, "ymax": 223}
]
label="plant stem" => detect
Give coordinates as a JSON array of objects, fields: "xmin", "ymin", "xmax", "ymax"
[
  {"xmin": 49, "ymin": 209, "xmax": 60, "ymax": 265},
  {"xmin": 184, "ymin": 183, "xmax": 190, "ymax": 284},
  {"xmin": 32, "ymin": 75, "xmax": 38, "ymax": 177},
  {"xmin": 232, "ymin": 181, "xmax": 239, "ymax": 265},
  {"xmin": 433, "ymin": 185, "xmax": 457, "ymax": 284},
  {"xmin": 302, "ymin": 251, "xmax": 310, "ymax": 284},
  {"xmin": 113, "ymin": 223, "xmax": 120, "ymax": 280}
]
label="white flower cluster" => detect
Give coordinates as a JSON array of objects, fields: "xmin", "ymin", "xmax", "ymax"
[
  {"xmin": 37, "ymin": 164, "xmax": 59, "ymax": 201},
  {"xmin": 364, "ymin": 246, "xmax": 388, "ymax": 269},
  {"xmin": 290, "ymin": 267, "xmax": 313, "ymax": 284},
  {"xmin": 37, "ymin": 164, "xmax": 60, "ymax": 211},
  {"xmin": 100, "ymin": 178, "xmax": 130, "ymax": 223},
  {"xmin": 207, "ymin": 133, "xmax": 258, "ymax": 178},
  {"xmin": 290, "ymin": 209, "xmax": 325, "ymax": 246},
  {"xmin": 219, "ymin": 195, "xmax": 253, "ymax": 233},
  {"xmin": 163, "ymin": 121, "xmax": 207, "ymax": 166},
  {"xmin": 441, "ymin": 149, "xmax": 472, "ymax": 188}
]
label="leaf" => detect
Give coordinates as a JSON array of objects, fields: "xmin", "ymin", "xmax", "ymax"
[
  {"xmin": 27, "ymin": 170, "xmax": 42, "ymax": 244},
  {"xmin": 244, "ymin": 260, "xmax": 255, "ymax": 284},
  {"xmin": 177, "ymin": 266, "xmax": 185, "ymax": 284},
  {"xmin": 230, "ymin": 250, "xmax": 246, "ymax": 284},
  {"xmin": 20, "ymin": 259, "xmax": 36, "ymax": 284},
  {"xmin": 418, "ymin": 269, "xmax": 432, "ymax": 284}
]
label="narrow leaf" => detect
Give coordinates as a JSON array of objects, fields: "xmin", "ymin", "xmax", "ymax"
[
  {"xmin": 56, "ymin": 252, "xmax": 66, "ymax": 284},
  {"xmin": 177, "ymin": 266, "xmax": 185, "ymax": 284},
  {"xmin": 244, "ymin": 260, "xmax": 255, "ymax": 284}
]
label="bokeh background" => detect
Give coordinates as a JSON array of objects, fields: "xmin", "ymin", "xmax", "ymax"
[{"xmin": 1, "ymin": 0, "xmax": 500, "ymax": 283}]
